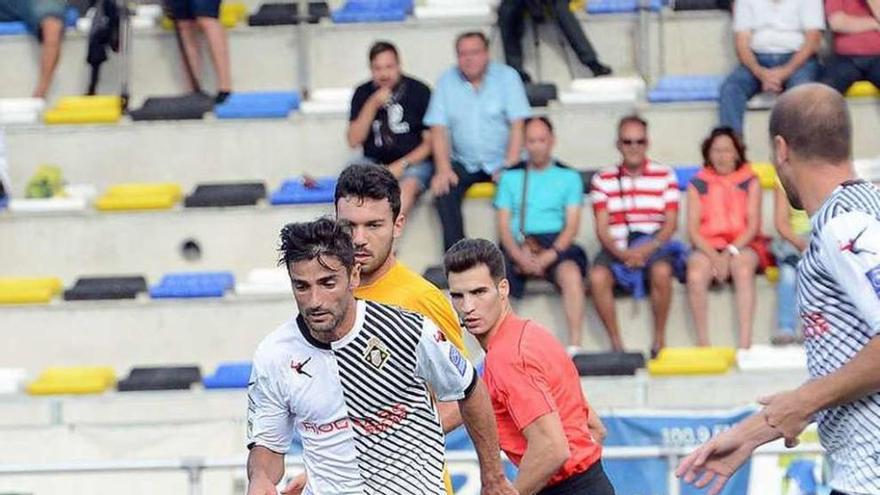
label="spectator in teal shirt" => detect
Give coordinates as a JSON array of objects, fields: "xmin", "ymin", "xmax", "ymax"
[
  {"xmin": 494, "ymin": 116, "xmax": 589, "ymax": 352},
  {"xmin": 424, "ymin": 31, "xmax": 532, "ymax": 252}
]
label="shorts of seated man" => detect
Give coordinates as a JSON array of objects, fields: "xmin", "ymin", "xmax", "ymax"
[
  {"xmin": 501, "ymin": 232, "xmax": 589, "ymax": 299},
  {"xmin": 349, "ymin": 156, "xmax": 434, "ymax": 193},
  {"xmin": 0, "ymin": 0, "xmax": 66, "ymax": 38},
  {"xmin": 537, "ymin": 461, "xmax": 616, "ymax": 495},
  {"xmin": 166, "ymin": 0, "xmax": 221, "ymax": 20},
  {"xmin": 593, "ymin": 247, "xmax": 676, "ymax": 296}
]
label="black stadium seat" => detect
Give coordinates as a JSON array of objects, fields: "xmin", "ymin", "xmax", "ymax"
[
  {"xmin": 117, "ymin": 366, "xmax": 202, "ymax": 392},
  {"xmin": 572, "ymin": 352, "xmax": 646, "ymax": 376},
  {"xmin": 129, "ymin": 93, "xmax": 214, "ymax": 121},
  {"xmin": 184, "ymin": 182, "xmax": 267, "ymax": 208},
  {"xmin": 63, "ymin": 276, "xmax": 147, "ymax": 301},
  {"xmin": 248, "ymin": 1, "xmax": 329, "ymax": 25}
]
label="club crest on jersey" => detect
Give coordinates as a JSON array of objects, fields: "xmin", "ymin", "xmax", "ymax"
[
  {"xmin": 867, "ymin": 265, "xmax": 880, "ymax": 299},
  {"xmin": 363, "ymin": 336, "xmax": 391, "ymax": 370}
]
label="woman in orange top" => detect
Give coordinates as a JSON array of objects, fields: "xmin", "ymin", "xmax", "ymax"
[{"xmin": 686, "ymin": 127, "xmax": 763, "ymax": 349}]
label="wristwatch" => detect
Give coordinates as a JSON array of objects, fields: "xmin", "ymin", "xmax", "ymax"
[{"xmin": 726, "ymin": 244, "xmax": 741, "ymax": 256}]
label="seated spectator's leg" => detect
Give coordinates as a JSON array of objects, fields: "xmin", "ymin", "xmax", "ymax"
[
  {"xmin": 774, "ymin": 262, "xmax": 798, "ymax": 339},
  {"xmin": 648, "ymin": 260, "xmax": 673, "ymax": 355},
  {"xmin": 176, "ymin": 19, "xmax": 203, "ymax": 89},
  {"xmin": 399, "ymin": 161, "xmax": 433, "ymax": 217},
  {"xmin": 686, "ymin": 251, "xmax": 713, "ymax": 347},
  {"xmin": 549, "ymin": 245, "xmax": 589, "ymax": 349},
  {"xmin": 783, "ymin": 57, "xmax": 820, "ymax": 90},
  {"xmin": 866, "ymin": 56, "xmax": 880, "ymax": 90},
  {"xmin": 549, "ymin": 0, "xmax": 606, "ymax": 73},
  {"xmin": 719, "ymin": 64, "xmax": 761, "ymax": 136},
  {"xmin": 33, "ymin": 15, "xmax": 63, "ymax": 98},
  {"xmin": 589, "ymin": 251, "xmax": 623, "ymax": 351},
  {"xmin": 435, "ymin": 163, "xmax": 485, "ymax": 251},
  {"xmin": 498, "ymin": 0, "xmax": 530, "ymax": 82},
  {"xmin": 501, "ymin": 246, "xmax": 527, "ymax": 301},
  {"xmin": 730, "ymin": 249, "xmax": 759, "ymax": 349},
  {"xmin": 819, "ymin": 55, "xmax": 863, "ymax": 94},
  {"xmin": 196, "ymin": 18, "xmax": 231, "ymax": 93}
]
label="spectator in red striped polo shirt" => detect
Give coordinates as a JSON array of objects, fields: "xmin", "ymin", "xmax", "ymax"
[{"xmin": 588, "ymin": 115, "xmax": 681, "ymax": 356}]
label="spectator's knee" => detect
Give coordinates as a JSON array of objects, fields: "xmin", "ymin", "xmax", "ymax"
[
  {"xmin": 650, "ymin": 263, "xmax": 673, "ymax": 287},
  {"xmin": 40, "ymin": 17, "xmax": 63, "ymax": 43},
  {"xmin": 686, "ymin": 262, "xmax": 709, "ymax": 286},
  {"xmin": 195, "ymin": 16, "xmax": 219, "ymax": 30},
  {"xmin": 589, "ymin": 266, "xmax": 613, "ymax": 291}
]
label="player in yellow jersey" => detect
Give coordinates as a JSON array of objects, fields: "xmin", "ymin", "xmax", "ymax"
[{"xmin": 283, "ymin": 164, "xmax": 469, "ymax": 495}]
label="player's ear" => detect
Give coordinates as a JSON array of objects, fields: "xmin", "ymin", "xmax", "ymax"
[
  {"xmin": 393, "ymin": 212, "xmax": 406, "ymax": 239},
  {"xmin": 772, "ymin": 135, "xmax": 789, "ymax": 169},
  {"xmin": 349, "ymin": 264, "xmax": 361, "ymax": 290},
  {"xmin": 497, "ymin": 278, "xmax": 510, "ymax": 299}
]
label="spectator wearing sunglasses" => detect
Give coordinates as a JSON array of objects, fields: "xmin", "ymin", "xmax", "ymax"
[{"xmin": 589, "ymin": 115, "xmax": 681, "ymax": 356}]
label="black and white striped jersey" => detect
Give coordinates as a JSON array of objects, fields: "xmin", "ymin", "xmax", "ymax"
[
  {"xmin": 247, "ymin": 299, "xmax": 477, "ymax": 495},
  {"xmin": 798, "ymin": 180, "xmax": 880, "ymax": 493}
]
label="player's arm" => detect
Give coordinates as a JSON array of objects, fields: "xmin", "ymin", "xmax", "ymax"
[
  {"xmin": 514, "ymin": 412, "xmax": 570, "ymax": 495},
  {"xmin": 247, "ymin": 446, "xmax": 285, "ymax": 495},
  {"xmin": 587, "ymin": 404, "xmax": 606, "ymax": 444},
  {"xmin": 246, "ymin": 352, "xmax": 295, "ymax": 494},
  {"xmin": 458, "ymin": 379, "xmax": 515, "ymax": 492}
]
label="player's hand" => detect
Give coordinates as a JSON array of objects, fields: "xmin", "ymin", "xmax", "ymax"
[
  {"xmin": 369, "ymin": 86, "xmax": 393, "ymax": 108},
  {"xmin": 480, "ymin": 474, "xmax": 518, "ymax": 495},
  {"xmin": 280, "ymin": 472, "xmax": 306, "ymax": 495},
  {"xmin": 758, "ymin": 389, "xmax": 812, "ymax": 448},
  {"xmin": 431, "ymin": 168, "xmax": 459, "ymax": 196},
  {"xmin": 675, "ymin": 428, "xmax": 756, "ymax": 495},
  {"xmin": 247, "ymin": 476, "xmax": 279, "ymax": 495}
]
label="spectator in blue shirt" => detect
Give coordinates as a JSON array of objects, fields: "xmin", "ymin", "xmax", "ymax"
[
  {"xmin": 495, "ymin": 116, "xmax": 588, "ymax": 352},
  {"xmin": 424, "ymin": 31, "xmax": 532, "ymax": 251}
]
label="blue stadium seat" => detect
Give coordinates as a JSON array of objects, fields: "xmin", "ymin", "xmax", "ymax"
[
  {"xmin": 149, "ymin": 271, "xmax": 235, "ymax": 299},
  {"xmin": 647, "ymin": 75, "xmax": 723, "ymax": 103},
  {"xmin": 64, "ymin": 7, "xmax": 79, "ymax": 26},
  {"xmin": 203, "ymin": 362, "xmax": 253, "ymax": 389},
  {"xmin": 674, "ymin": 165, "xmax": 701, "ymax": 191},
  {"xmin": 0, "ymin": 22, "xmax": 27, "ymax": 35},
  {"xmin": 586, "ymin": 0, "xmax": 662, "ymax": 14},
  {"xmin": 270, "ymin": 177, "xmax": 337, "ymax": 205},
  {"xmin": 214, "ymin": 91, "xmax": 301, "ymax": 119},
  {"xmin": 0, "ymin": 196, "xmax": 8, "ymax": 209},
  {"xmin": 331, "ymin": 0, "xmax": 410, "ymax": 23}
]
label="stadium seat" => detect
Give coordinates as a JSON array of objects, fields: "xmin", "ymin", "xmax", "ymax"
[
  {"xmin": 672, "ymin": 0, "xmax": 727, "ymax": 10},
  {"xmin": 95, "ymin": 183, "xmax": 183, "ymax": 211},
  {"xmin": 674, "ymin": 165, "xmax": 701, "ymax": 190},
  {"xmin": 0, "ymin": 368, "xmax": 26, "ymax": 394},
  {"xmin": 184, "ymin": 182, "xmax": 267, "ymax": 207},
  {"xmin": 737, "ymin": 345, "xmax": 807, "ymax": 371},
  {"xmin": 647, "ymin": 75, "xmax": 722, "ymax": 103},
  {"xmin": 414, "ymin": 3, "xmax": 492, "ymax": 19},
  {"xmin": 0, "ymin": 21, "xmax": 27, "ymax": 36},
  {"xmin": 63, "ymin": 276, "xmax": 148, "ymax": 301},
  {"xmin": 750, "ymin": 162, "xmax": 777, "ymax": 189},
  {"xmin": 43, "ymin": 95, "xmax": 123, "ymax": 125},
  {"xmin": 8, "ymin": 197, "xmax": 88, "ymax": 213},
  {"xmin": 129, "ymin": 93, "xmax": 214, "ymax": 121},
  {"xmin": 586, "ymin": 0, "xmax": 662, "ymax": 13},
  {"xmin": 219, "ymin": 1, "xmax": 248, "ymax": 27},
  {"xmin": 464, "ymin": 182, "xmax": 495, "ymax": 200},
  {"xmin": 235, "ymin": 268, "xmax": 290, "ymax": 296},
  {"xmin": 203, "ymin": 362, "xmax": 252, "ymax": 389},
  {"xmin": 0, "ymin": 277, "xmax": 62, "ymax": 304},
  {"xmin": 27, "ymin": 366, "xmax": 116, "ymax": 395},
  {"xmin": 270, "ymin": 177, "xmax": 337, "ymax": 205},
  {"xmin": 214, "ymin": 91, "xmax": 301, "ymax": 119},
  {"xmin": 648, "ymin": 346, "xmax": 736, "ymax": 376},
  {"xmin": 581, "ymin": 169, "xmax": 598, "ymax": 190},
  {"xmin": 846, "ymin": 81, "xmax": 879, "ymax": 98},
  {"xmin": 248, "ymin": 2, "xmax": 329, "ymax": 25},
  {"xmin": 117, "ymin": 366, "xmax": 202, "ymax": 392},
  {"xmin": 572, "ymin": 352, "xmax": 645, "ymax": 376},
  {"xmin": 150, "ymin": 271, "xmax": 235, "ymax": 299},
  {"xmin": 0, "ymin": 97, "xmax": 45, "ymax": 125},
  {"xmin": 560, "ymin": 77, "xmax": 645, "ymax": 104},
  {"xmin": 300, "ymin": 87, "xmax": 353, "ymax": 115},
  {"xmin": 331, "ymin": 0, "xmax": 410, "ymax": 23}
]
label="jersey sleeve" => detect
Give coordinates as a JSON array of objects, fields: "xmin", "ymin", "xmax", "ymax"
[
  {"xmin": 491, "ymin": 349, "xmax": 558, "ymax": 432},
  {"xmin": 412, "ymin": 287, "xmax": 469, "ymax": 356},
  {"xmin": 247, "ymin": 349, "xmax": 296, "ymax": 454},
  {"xmin": 818, "ymin": 211, "xmax": 880, "ymax": 335},
  {"xmin": 414, "ymin": 318, "xmax": 478, "ymax": 402}
]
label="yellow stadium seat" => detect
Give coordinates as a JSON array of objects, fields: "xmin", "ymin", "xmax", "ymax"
[
  {"xmin": 95, "ymin": 183, "xmax": 183, "ymax": 211},
  {"xmin": 104, "ymin": 183, "xmax": 183, "ymax": 199},
  {"xmin": 0, "ymin": 277, "xmax": 62, "ymax": 304},
  {"xmin": 44, "ymin": 95, "xmax": 123, "ymax": 125},
  {"xmin": 54, "ymin": 95, "xmax": 122, "ymax": 110},
  {"xmin": 648, "ymin": 359, "xmax": 732, "ymax": 376},
  {"xmin": 656, "ymin": 346, "xmax": 736, "ymax": 365},
  {"xmin": 750, "ymin": 162, "xmax": 777, "ymax": 190},
  {"xmin": 27, "ymin": 366, "xmax": 116, "ymax": 395},
  {"xmin": 765, "ymin": 266, "xmax": 779, "ymax": 283},
  {"xmin": 465, "ymin": 182, "xmax": 496, "ymax": 199},
  {"xmin": 220, "ymin": 1, "xmax": 247, "ymax": 27},
  {"xmin": 846, "ymin": 81, "xmax": 880, "ymax": 98}
]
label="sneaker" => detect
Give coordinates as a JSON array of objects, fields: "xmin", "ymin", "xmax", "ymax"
[
  {"xmin": 215, "ymin": 90, "xmax": 231, "ymax": 104},
  {"xmin": 587, "ymin": 61, "xmax": 613, "ymax": 77},
  {"xmin": 771, "ymin": 332, "xmax": 799, "ymax": 346}
]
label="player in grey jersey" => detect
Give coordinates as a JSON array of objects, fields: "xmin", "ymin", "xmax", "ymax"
[{"xmin": 678, "ymin": 84, "xmax": 880, "ymax": 495}]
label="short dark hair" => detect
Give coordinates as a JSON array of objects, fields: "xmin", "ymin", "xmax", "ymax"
[
  {"xmin": 455, "ymin": 31, "xmax": 489, "ymax": 51},
  {"xmin": 769, "ymin": 84, "xmax": 851, "ymax": 162},
  {"xmin": 278, "ymin": 217, "xmax": 355, "ymax": 273},
  {"xmin": 334, "ymin": 164, "xmax": 402, "ymax": 220},
  {"xmin": 369, "ymin": 41, "xmax": 399, "ymax": 63},
  {"xmin": 701, "ymin": 126, "xmax": 747, "ymax": 170},
  {"xmin": 444, "ymin": 238, "xmax": 506, "ymax": 282},
  {"xmin": 525, "ymin": 115, "xmax": 554, "ymax": 134},
  {"xmin": 617, "ymin": 114, "xmax": 648, "ymax": 136}
]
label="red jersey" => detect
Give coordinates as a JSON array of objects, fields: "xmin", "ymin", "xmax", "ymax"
[{"xmin": 482, "ymin": 312, "xmax": 602, "ymax": 487}]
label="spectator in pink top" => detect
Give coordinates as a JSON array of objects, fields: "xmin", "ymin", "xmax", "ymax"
[{"xmin": 820, "ymin": 0, "xmax": 880, "ymax": 93}]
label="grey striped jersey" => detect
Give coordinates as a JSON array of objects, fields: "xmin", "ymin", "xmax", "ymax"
[
  {"xmin": 247, "ymin": 299, "xmax": 477, "ymax": 495},
  {"xmin": 797, "ymin": 180, "xmax": 880, "ymax": 493}
]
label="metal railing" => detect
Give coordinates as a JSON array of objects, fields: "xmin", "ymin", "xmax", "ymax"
[{"xmin": 0, "ymin": 443, "xmax": 824, "ymax": 495}]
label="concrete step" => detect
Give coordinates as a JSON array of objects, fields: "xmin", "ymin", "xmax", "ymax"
[{"xmin": 5, "ymin": 99, "xmax": 880, "ymax": 195}]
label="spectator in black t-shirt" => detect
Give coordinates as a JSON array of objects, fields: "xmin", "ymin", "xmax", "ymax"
[{"xmin": 348, "ymin": 41, "xmax": 433, "ymax": 217}]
